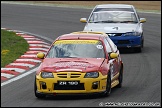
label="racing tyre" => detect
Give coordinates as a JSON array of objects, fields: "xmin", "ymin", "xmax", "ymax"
[
  {"xmin": 103, "ymin": 72, "xmax": 111, "ymax": 97},
  {"xmin": 34, "ymin": 77, "xmax": 46, "ymax": 98},
  {"xmin": 116, "ymin": 66, "xmax": 123, "ymax": 88}
]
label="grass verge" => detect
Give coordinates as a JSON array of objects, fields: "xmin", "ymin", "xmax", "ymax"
[{"xmin": 1, "ymin": 29, "xmax": 29, "ymax": 67}]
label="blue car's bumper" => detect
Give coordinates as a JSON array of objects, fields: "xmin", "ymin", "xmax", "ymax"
[{"xmin": 110, "ymin": 36, "xmax": 143, "ymax": 48}]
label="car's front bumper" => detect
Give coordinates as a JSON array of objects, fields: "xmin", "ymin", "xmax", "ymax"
[
  {"xmin": 35, "ymin": 72, "xmax": 108, "ymax": 94},
  {"xmin": 36, "ymin": 90, "xmax": 106, "ymax": 96},
  {"xmin": 110, "ymin": 36, "xmax": 142, "ymax": 48}
]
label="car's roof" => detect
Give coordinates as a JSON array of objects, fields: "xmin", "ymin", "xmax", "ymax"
[
  {"xmin": 57, "ymin": 31, "xmax": 107, "ymax": 40},
  {"xmin": 96, "ymin": 4, "xmax": 134, "ymax": 8}
]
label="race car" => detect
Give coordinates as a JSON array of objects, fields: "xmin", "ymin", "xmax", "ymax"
[
  {"xmin": 80, "ymin": 4, "xmax": 146, "ymax": 52},
  {"xmin": 34, "ymin": 31, "xmax": 123, "ymax": 98}
]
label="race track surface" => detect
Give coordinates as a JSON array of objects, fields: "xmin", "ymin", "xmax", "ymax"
[{"xmin": 1, "ymin": 3, "xmax": 161, "ymax": 107}]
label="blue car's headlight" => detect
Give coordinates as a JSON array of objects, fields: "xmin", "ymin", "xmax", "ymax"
[
  {"xmin": 84, "ymin": 72, "xmax": 99, "ymax": 78},
  {"xmin": 123, "ymin": 32, "xmax": 141, "ymax": 36},
  {"xmin": 41, "ymin": 72, "xmax": 54, "ymax": 78}
]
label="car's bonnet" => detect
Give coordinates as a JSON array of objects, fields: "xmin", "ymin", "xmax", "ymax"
[
  {"xmin": 39, "ymin": 58, "xmax": 105, "ymax": 72},
  {"xmin": 84, "ymin": 23, "xmax": 140, "ymax": 33}
]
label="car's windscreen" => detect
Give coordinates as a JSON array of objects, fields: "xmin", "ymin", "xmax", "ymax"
[
  {"xmin": 46, "ymin": 40, "xmax": 105, "ymax": 58},
  {"xmin": 89, "ymin": 11, "xmax": 138, "ymax": 23},
  {"xmin": 93, "ymin": 8, "xmax": 134, "ymax": 12}
]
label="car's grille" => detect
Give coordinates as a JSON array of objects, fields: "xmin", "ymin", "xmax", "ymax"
[
  {"xmin": 54, "ymin": 83, "xmax": 85, "ymax": 90},
  {"xmin": 54, "ymin": 72, "xmax": 84, "ymax": 90},
  {"xmin": 118, "ymin": 40, "xmax": 130, "ymax": 44},
  {"xmin": 57, "ymin": 73, "xmax": 81, "ymax": 78},
  {"xmin": 106, "ymin": 33, "xmax": 123, "ymax": 37}
]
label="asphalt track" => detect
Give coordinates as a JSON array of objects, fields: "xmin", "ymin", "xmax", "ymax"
[{"xmin": 1, "ymin": 3, "xmax": 161, "ymax": 107}]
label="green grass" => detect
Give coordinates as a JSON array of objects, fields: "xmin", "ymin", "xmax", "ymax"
[{"xmin": 1, "ymin": 29, "xmax": 29, "ymax": 67}]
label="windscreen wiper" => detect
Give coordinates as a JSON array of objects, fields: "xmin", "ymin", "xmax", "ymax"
[
  {"xmin": 119, "ymin": 21, "xmax": 138, "ymax": 23},
  {"xmin": 93, "ymin": 20, "xmax": 119, "ymax": 23}
]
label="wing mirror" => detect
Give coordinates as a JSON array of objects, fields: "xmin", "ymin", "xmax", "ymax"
[
  {"xmin": 140, "ymin": 18, "xmax": 146, "ymax": 23},
  {"xmin": 110, "ymin": 52, "xmax": 118, "ymax": 59},
  {"xmin": 37, "ymin": 52, "xmax": 45, "ymax": 59},
  {"xmin": 80, "ymin": 18, "xmax": 87, "ymax": 23}
]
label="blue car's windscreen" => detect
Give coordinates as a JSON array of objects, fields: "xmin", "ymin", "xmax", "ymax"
[
  {"xmin": 94, "ymin": 8, "xmax": 134, "ymax": 12},
  {"xmin": 89, "ymin": 11, "xmax": 138, "ymax": 23}
]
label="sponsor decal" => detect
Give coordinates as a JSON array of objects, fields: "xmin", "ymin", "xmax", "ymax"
[
  {"xmin": 53, "ymin": 61, "xmax": 94, "ymax": 68},
  {"xmin": 54, "ymin": 40, "xmax": 99, "ymax": 45}
]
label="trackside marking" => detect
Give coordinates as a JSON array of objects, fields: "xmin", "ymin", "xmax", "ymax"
[
  {"xmin": 24, "ymin": 38, "xmax": 41, "ymax": 40},
  {"xmin": 1, "ymin": 28, "xmax": 50, "ymax": 84},
  {"xmin": 16, "ymin": 59, "xmax": 42, "ymax": 63},
  {"xmin": 29, "ymin": 46, "xmax": 48, "ymax": 49},
  {"xmin": 7, "ymin": 30, "xmax": 19, "ymax": 32},
  {"xmin": 8, "ymin": 63, "xmax": 35, "ymax": 68},
  {"xmin": 1, "ymin": 70, "xmax": 21, "ymax": 75},
  {"xmin": 21, "ymin": 35, "xmax": 35, "ymax": 38},
  {"xmin": 1, "ymin": 28, "xmax": 7, "ymax": 29},
  {"xmin": 21, "ymin": 55, "xmax": 36, "ymax": 57},
  {"xmin": 29, "ymin": 44, "xmax": 50, "ymax": 48},
  {"xmin": 29, "ymin": 44, "xmax": 51, "ymax": 47},
  {"xmin": 5, "ymin": 65, "xmax": 29, "ymax": 70},
  {"xmin": 16, "ymin": 33, "xmax": 25, "ymax": 35},
  {"xmin": 13, "ymin": 61, "xmax": 37, "ymax": 65},
  {"xmin": 1, "ymin": 76, "xmax": 8, "ymax": 81},
  {"xmin": 27, "ymin": 41, "xmax": 47, "ymax": 44},
  {"xmin": 30, "ymin": 42, "xmax": 50, "ymax": 45},
  {"xmin": 1, "ymin": 73, "xmax": 15, "ymax": 78},
  {"xmin": 1, "ymin": 68, "xmax": 26, "ymax": 73},
  {"xmin": 29, "ymin": 48, "xmax": 48, "ymax": 51},
  {"xmin": 1, "ymin": 67, "xmax": 38, "ymax": 86},
  {"xmin": 25, "ymin": 50, "xmax": 47, "ymax": 53}
]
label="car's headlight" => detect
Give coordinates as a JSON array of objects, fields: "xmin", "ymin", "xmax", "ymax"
[
  {"xmin": 123, "ymin": 32, "xmax": 141, "ymax": 36},
  {"xmin": 84, "ymin": 72, "xmax": 99, "ymax": 78},
  {"xmin": 41, "ymin": 72, "xmax": 54, "ymax": 78}
]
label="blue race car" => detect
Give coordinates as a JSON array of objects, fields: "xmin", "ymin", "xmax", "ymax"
[{"xmin": 80, "ymin": 4, "xmax": 146, "ymax": 52}]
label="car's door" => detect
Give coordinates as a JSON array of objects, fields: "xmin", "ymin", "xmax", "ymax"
[
  {"xmin": 103, "ymin": 38, "xmax": 117, "ymax": 79},
  {"xmin": 106, "ymin": 37, "xmax": 121, "ymax": 76}
]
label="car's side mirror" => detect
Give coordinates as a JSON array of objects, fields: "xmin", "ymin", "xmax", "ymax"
[
  {"xmin": 109, "ymin": 52, "xmax": 118, "ymax": 59},
  {"xmin": 140, "ymin": 18, "xmax": 146, "ymax": 23},
  {"xmin": 80, "ymin": 18, "xmax": 87, "ymax": 23},
  {"xmin": 37, "ymin": 52, "xmax": 45, "ymax": 59}
]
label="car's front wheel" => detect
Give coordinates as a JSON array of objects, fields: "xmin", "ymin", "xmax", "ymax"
[
  {"xmin": 102, "ymin": 72, "xmax": 111, "ymax": 97},
  {"xmin": 34, "ymin": 76, "xmax": 46, "ymax": 98}
]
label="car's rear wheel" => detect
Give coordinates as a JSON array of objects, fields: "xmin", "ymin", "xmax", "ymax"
[
  {"xmin": 116, "ymin": 66, "xmax": 123, "ymax": 88},
  {"xmin": 34, "ymin": 76, "xmax": 46, "ymax": 98},
  {"xmin": 102, "ymin": 72, "xmax": 111, "ymax": 97}
]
